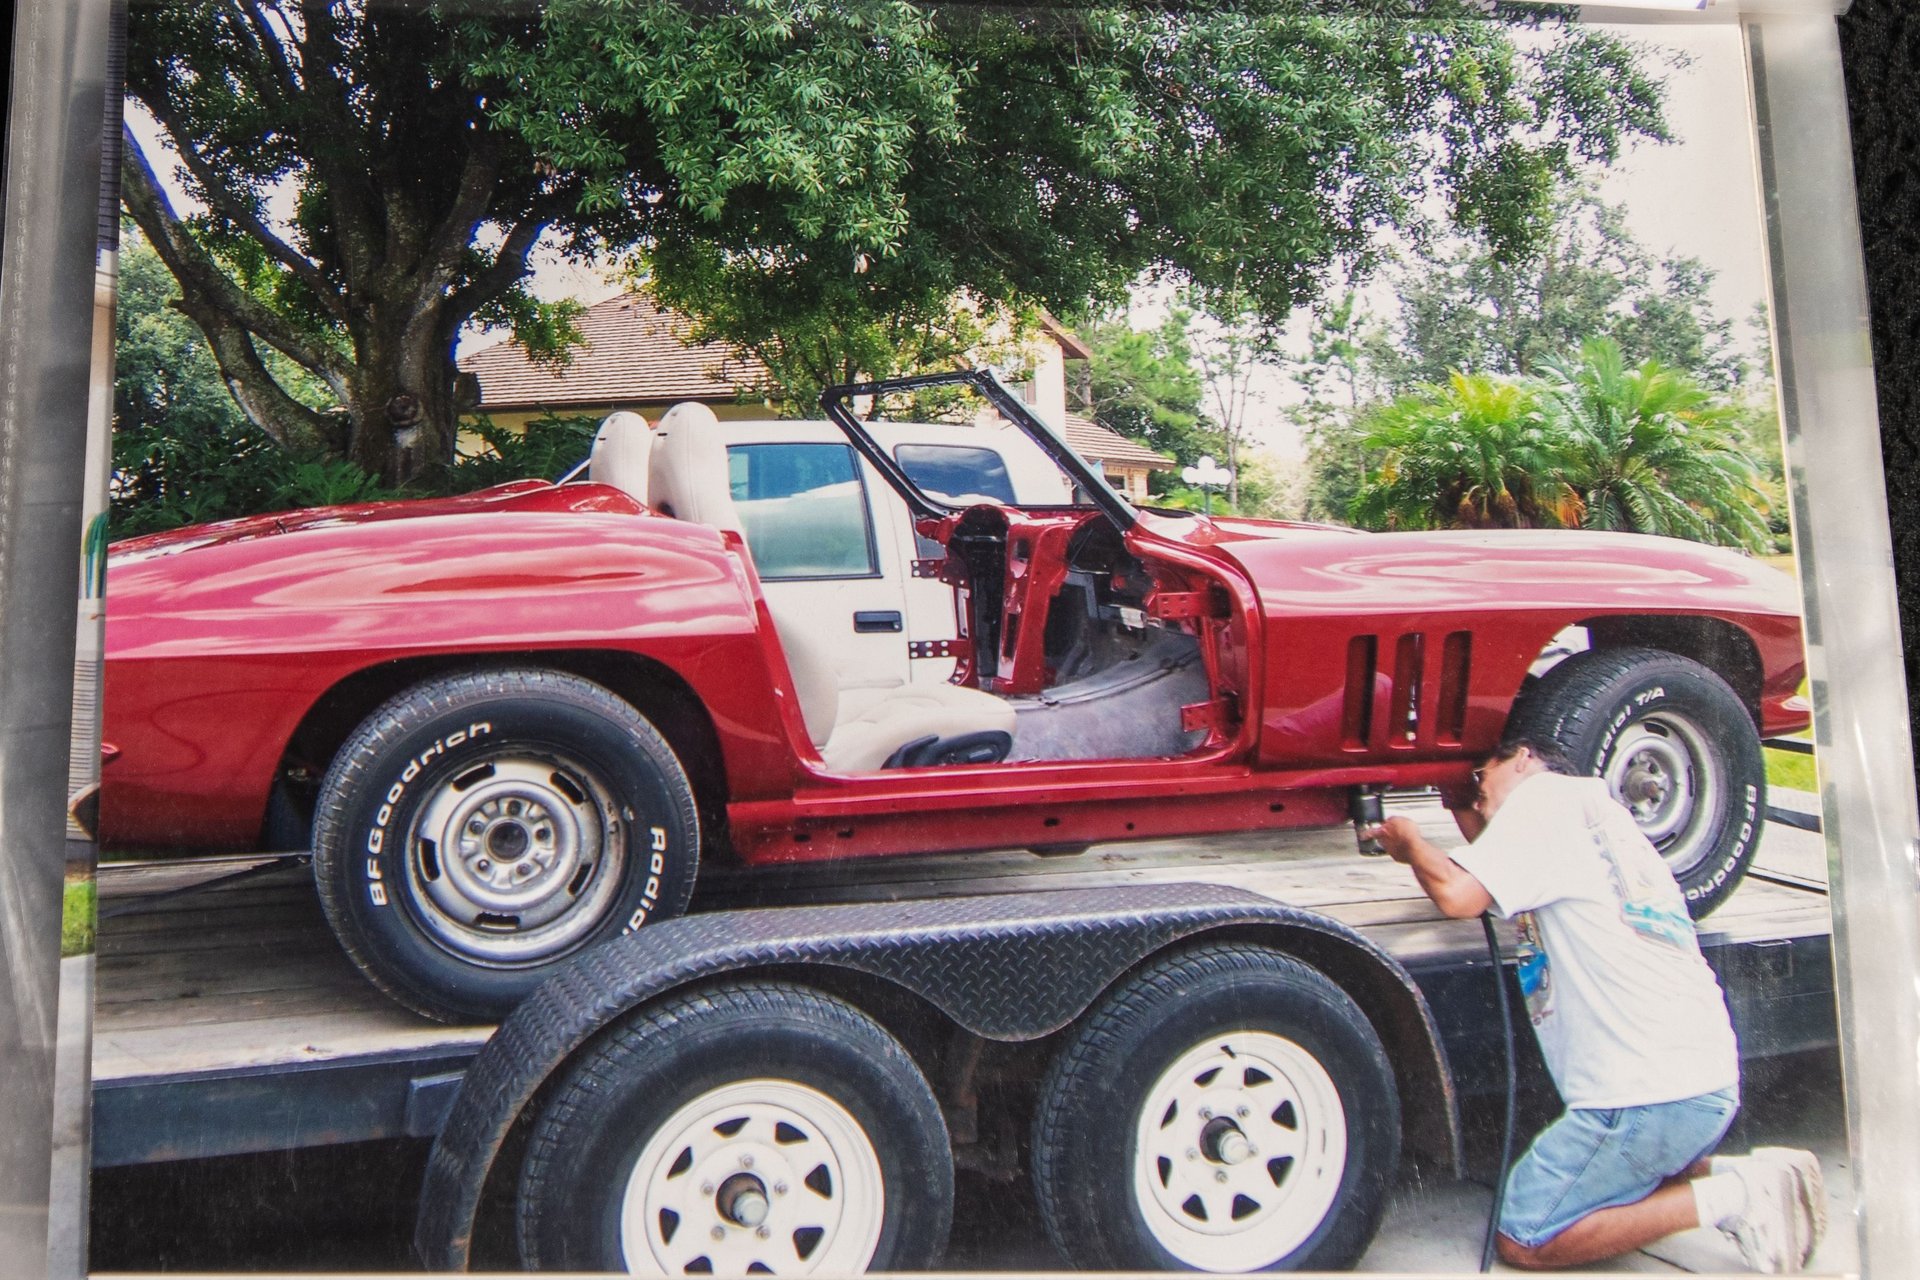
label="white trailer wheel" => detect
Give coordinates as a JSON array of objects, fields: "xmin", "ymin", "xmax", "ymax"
[
  {"xmin": 1132, "ymin": 1031, "xmax": 1349, "ymax": 1272},
  {"xmin": 619, "ymin": 1079, "xmax": 886, "ymax": 1277}
]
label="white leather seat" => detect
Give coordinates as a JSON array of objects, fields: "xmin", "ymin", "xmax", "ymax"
[
  {"xmin": 768, "ymin": 597, "xmax": 1015, "ymax": 773},
  {"xmin": 649, "ymin": 402, "xmax": 741, "ymax": 532},
  {"xmin": 587, "ymin": 411, "xmax": 653, "ymax": 503},
  {"xmin": 643, "ymin": 400, "xmax": 1013, "ymax": 771}
]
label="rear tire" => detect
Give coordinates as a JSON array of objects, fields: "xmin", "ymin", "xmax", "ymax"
[
  {"xmin": 516, "ymin": 982, "xmax": 954, "ymax": 1274},
  {"xmin": 1506, "ymin": 647, "xmax": 1765, "ymax": 918},
  {"xmin": 312, "ymin": 668, "xmax": 699, "ymax": 1022},
  {"xmin": 1031, "ymin": 944, "xmax": 1399, "ymax": 1272}
]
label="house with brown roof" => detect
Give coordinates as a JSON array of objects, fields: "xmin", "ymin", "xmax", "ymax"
[{"xmin": 459, "ymin": 293, "xmax": 1175, "ymax": 497}]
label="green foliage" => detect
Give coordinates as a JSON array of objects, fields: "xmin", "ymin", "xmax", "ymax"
[
  {"xmin": 1350, "ymin": 373, "xmax": 1577, "ymax": 531},
  {"xmin": 1535, "ymin": 339, "xmax": 1772, "ymax": 551},
  {"xmin": 1085, "ymin": 309, "xmax": 1212, "ymax": 470},
  {"xmin": 1373, "ymin": 183, "xmax": 1741, "ymax": 392},
  {"xmin": 1347, "ymin": 340, "xmax": 1774, "ymax": 552},
  {"xmin": 477, "ymin": 4, "xmax": 1669, "ymax": 384},
  {"xmin": 456, "ymin": 415, "xmax": 604, "ymax": 488}
]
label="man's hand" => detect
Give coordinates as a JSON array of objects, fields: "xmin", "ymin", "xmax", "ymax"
[
  {"xmin": 1368, "ymin": 815, "xmax": 1425, "ymax": 865},
  {"xmin": 1370, "ymin": 813, "xmax": 1495, "ymax": 919}
]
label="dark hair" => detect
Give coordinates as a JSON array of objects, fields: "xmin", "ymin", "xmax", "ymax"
[{"xmin": 1488, "ymin": 736, "xmax": 1577, "ymax": 776}]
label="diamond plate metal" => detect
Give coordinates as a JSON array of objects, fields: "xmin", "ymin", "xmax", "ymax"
[{"xmin": 414, "ymin": 882, "xmax": 1455, "ymax": 1269}]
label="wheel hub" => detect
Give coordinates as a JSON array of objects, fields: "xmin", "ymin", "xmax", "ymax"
[
  {"xmin": 621, "ymin": 1081, "xmax": 884, "ymax": 1276},
  {"xmin": 1134, "ymin": 1031, "xmax": 1347, "ymax": 1271},
  {"xmin": 405, "ymin": 754, "xmax": 626, "ymax": 965},
  {"xmin": 1600, "ymin": 712, "xmax": 1723, "ymax": 876}
]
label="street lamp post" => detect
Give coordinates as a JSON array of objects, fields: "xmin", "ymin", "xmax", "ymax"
[{"xmin": 1181, "ymin": 454, "xmax": 1234, "ymax": 516}]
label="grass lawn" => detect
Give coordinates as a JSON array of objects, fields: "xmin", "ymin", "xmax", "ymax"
[
  {"xmin": 1765, "ymin": 746, "xmax": 1818, "ymax": 793},
  {"xmin": 62, "ymin": 877, "xmax": 95, "ymax": 958}
]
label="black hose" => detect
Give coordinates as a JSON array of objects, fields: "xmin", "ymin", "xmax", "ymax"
[{"xmin": 1480, "ymin": 911, "xmax": 1518, "ymax": 1273}]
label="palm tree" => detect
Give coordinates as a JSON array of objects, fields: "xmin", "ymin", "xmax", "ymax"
[
  {"xmin": 1349, "ymin": 373, "xmax": 1582, "ymax": 531},
  {"xmin": 1537, "ymin": 339, "xmax": 1772, "ymax": 552}
]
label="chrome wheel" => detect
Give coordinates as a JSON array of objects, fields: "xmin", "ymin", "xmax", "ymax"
[
  {"xmin": 1601, "ymin": 711, "xmax": 1722, "ymax": 876},
  {"xmin": 619, "ymin": 1079, "xmax": 886, "ymax": 1276},
  {"xmin": 406, "ymin": 751, "xmax": 626, "ymax": 965},
  {"xmin": 1131, "ymin": 1030, "xmax": 1348, "ymax": 1272}
]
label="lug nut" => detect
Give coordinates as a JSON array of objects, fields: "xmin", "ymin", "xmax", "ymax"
[
  {"xmin": 756, "ymin": 1226, "xmax": 771, "ymax": 1240},
  {"xmin": 468, "ymin": 819, "xmax": 485, "ymax": 835},
  {"xmin": 711, "ymin": 1226, "xmax": 726, "ymax": 1241},
  {"xmin": 741, "ymin": 1156, "xmax": 754, "ymax": 1170},
  {"xmin": 1215, "ymin": 1170, "xmax": 1229, "ymax": 1183},
  {"xmin": 1236, "ymin": 1106, "xmax": 1250, "ymax": 1118},
  {"xmin": 701, "ymin": 1182, "xmax": 715, "ymax": 1195},
  {"xmin": 1187, "ymin": 1148, "xmax": 1199, "ymax": 1161},
  {"xmin": 1198, "ymin": 1107, "xmax": 1212, "ymax": 1120},
  {"xmin": 774, "ymin": 1183, "xmax": 788, "ymax": 1196}
]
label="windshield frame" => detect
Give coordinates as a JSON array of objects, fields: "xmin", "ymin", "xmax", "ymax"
[{"xmin": 820, "ymin": 369, "xmax": 1139, "ymax": 532}]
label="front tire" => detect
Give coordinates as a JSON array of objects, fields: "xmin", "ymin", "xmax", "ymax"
[
  {"xmin": 312, "ymin": 668, "xmax": 699, "ymax": 1022},
  {"xmin": 1506, "ymin": 647, "xmax": 1765, "ymax": 918},
  {"xmin": 516, "ymin": 982, "xmax": 954, "ymax": 1275},
  {"xmin": 1031, "ymin": 944, "xmax": 1399, "ymax": 1272}
]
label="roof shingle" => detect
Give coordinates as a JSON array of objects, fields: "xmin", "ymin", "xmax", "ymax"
[
  {"xmin": 1060, "ymin": 412, "xmax": 1175, "ymax": 470},
  {"xmin": 460, "ymin": 294, "xmax": 768, "ymax": 410}
]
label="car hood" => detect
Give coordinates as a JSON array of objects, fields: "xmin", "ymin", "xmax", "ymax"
[{"xmin": 1198, "ymin": 524, "xmax": 1803, "ymax": 620}]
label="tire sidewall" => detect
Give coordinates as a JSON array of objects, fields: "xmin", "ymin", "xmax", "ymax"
[
  {"xmin": 1542, "ymin": 658, "xmax": 1765, "ymax": 915},
  {"xmin": 1055, "ymin": 963, "xmax": 1398, "ymax": 1272},
  {"xmin": 318, "ymin": 685, "xmax": 698, "ymax": 1020},
  {"xmin": 528, "ymin": 1002, "xmax": 952, "ymax": 1273}
]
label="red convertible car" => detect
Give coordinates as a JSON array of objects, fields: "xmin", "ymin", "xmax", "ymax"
[{"xmin": 101, "ymin": 370, "xmax": 1809, "ymax": 1021}]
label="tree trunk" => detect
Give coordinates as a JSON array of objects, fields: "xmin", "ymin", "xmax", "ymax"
[{"xmin": 344, "ymin": 304, "xmax": 461, "ymax": 487}]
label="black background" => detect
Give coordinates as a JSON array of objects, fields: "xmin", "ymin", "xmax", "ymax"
[{"xmin": 1839, "ymin": 0, "xmax": 1920, "ymax": 783}]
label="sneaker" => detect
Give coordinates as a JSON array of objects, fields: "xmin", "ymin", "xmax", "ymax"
[
  {"xmin": 1753, "ymin": 1147, "xmax": 1826, "ymax": 1263},
  {"xmin": 1723, "ymin": 1158, "xmax": 1811, "ymax": 1274}
]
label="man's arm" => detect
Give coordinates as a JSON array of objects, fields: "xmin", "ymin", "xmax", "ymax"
[{"xmin": 1371, "ymin": 815, "xmax": 1495, "ymax": 919}]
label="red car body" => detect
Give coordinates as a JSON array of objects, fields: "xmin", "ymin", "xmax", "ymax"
[{"xmin": 100, "ymin": 475, "xmax": 1808, "ymax": 865}]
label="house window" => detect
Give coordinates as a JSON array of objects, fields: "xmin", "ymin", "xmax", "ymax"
[{"xmin": 727, "ymin": 443, "xmax": 879, "ymax": 580}]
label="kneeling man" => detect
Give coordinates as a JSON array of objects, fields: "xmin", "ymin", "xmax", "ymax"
[{"xmin": 1372, "ymin": 738, "xmax": 1824, "ymax": 1274}]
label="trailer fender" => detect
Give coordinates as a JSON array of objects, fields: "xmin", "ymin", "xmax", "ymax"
[{"xmin": 414, "ymin": 881, "xmax": 1459, "ymax": 1271}]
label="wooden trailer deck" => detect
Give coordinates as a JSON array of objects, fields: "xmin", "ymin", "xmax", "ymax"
[{"xmin": 89, "ymin": 794, "xmax": 1835, "ymax": 1165}]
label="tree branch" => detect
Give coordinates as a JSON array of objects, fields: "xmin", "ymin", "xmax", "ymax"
[
  {"xmin": 137, "ymin": 94, "xmax": 346, "ymax": 321},
  {"xmin": 442, "ymin": 204, "xmax": 560, "ymax": 329},
  {"xmin": 418, "ymin": 131, "xmax": 504, "ymax": 291},
  {"xmin": 297, "ymin": 2, "xmax": 381, "ymax": 286},
  {"xmin": 122, "ymin": 126, "xmax": 352, "ymax": 391}
]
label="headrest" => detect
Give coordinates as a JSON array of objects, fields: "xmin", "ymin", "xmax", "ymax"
[
  {"xmin": 649, "ymin": 402, "xmax": 742, "ymax": 534},
  {"xmin": 586, "ymin": 411, "xmax": 652, "ymax": 504}
]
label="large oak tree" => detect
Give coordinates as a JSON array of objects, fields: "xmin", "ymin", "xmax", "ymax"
[{"xmin": 125, "ymin": 0, "xmax": 1669, "ymax": 482}]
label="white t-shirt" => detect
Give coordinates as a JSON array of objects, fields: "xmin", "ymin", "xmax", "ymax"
[{"xmin": 1449, "ymin": 772, "xmax": 1739, "ymax": 1109}]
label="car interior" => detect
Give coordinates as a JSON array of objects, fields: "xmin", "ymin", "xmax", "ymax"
[{"xmin": 587, "ymin": 403, "xmax": 1233, "ymax": 772}]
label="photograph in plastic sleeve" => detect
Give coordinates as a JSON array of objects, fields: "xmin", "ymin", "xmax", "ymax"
[{"xmin": 86, "ymin": 2, "xmax": 1849, "ymax": 1274}]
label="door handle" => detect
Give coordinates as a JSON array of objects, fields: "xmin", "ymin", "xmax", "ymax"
[{"xmin": 853, "ymin": 611, "xmax": 904, "ymax": 633}]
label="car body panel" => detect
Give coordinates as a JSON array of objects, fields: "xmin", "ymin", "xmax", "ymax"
[{"xmin": 99, "ymin": 383, "xmax": 1810, "ymax": 869}]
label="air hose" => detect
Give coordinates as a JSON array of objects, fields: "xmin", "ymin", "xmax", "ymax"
[{"xmin": 1480, "ymin": 911, "xmax": 1519, "ymax": 1273}]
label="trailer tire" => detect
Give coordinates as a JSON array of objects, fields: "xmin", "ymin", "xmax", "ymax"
[
  {"xmin": 1031, "ymin": 943, "xmax": 1398, "ymax": 1272},
  {"xmin": 516, "ymin": 981, "xmax": 953, "ymax": 1275},
  {"xmin": 312, "ymin": 668, "xmax": 699, "ymax": 1023},
  {"xmin": 1504, "ymin": 647, "xmax": 1765, "ymax": 918}
]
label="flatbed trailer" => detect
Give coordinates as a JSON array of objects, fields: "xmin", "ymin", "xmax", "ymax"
[{"xmin": 92, "ymin": 793, "xmax": 1836, "ymax": 1172}]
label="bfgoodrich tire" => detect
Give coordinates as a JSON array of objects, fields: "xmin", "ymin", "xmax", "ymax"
[
  {"xmin": 516, "ymin": 982, "xmax": 954, "ymax": 1275},
  {"xmin": 311, "ymin": 668, "xmax": 699, "ymax": 1022},
  {"xmin": 1506, "ymin": 647, "xmax": 1765, "ymax": 918},
  {"xmin": 1031, "ymin": 944, "xmax": 1399, "ymax": 1273}
]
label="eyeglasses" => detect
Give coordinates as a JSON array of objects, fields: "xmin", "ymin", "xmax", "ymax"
[{"xmin": 1471, "ymin": 766, "xmax": 1486, "ymax": 785}]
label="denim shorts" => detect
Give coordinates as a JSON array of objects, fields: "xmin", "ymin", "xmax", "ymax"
[{"xmin": 1500, "ymin": 1087, "xmax": 1740, "ymax": 1248}]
